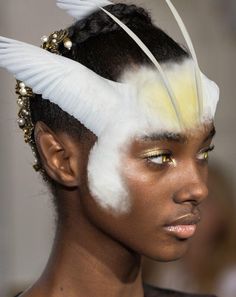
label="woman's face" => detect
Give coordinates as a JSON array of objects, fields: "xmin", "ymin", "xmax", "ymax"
[{"xmin": 80, "ymin": 124, "xmax": 215, "ymax": 261}]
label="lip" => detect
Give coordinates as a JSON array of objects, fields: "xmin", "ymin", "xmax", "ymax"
[
  {"xmin": 166, "ymin": 213, "xmax": 201, "ymax": 227},
  {"xmin": 164, "ymin": 213, "xmax": 201, "ymax": 239}
]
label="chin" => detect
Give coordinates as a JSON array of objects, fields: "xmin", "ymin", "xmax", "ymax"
[{"xmin": 144, "ymin": 239, "xmax": 190, "ymax": 262}]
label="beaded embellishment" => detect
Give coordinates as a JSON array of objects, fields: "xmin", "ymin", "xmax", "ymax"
[{"xmin": 15, "ymin": 29, "xmax": 72, "ymax": 171}]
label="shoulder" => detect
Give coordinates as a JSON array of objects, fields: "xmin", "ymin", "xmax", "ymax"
[{"xmin": 144, "ymin": 283, "xmax": 217, "ymax": 297}]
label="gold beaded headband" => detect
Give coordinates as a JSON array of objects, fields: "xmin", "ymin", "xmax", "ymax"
[{"xmin": 15, "ymin": 29, "xmax": 72, "ymax": 172}]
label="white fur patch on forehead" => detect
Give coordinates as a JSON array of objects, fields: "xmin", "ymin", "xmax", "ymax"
[{"xmin": 119, "ymin": 58, "xmax": 219, "ymax": 133}]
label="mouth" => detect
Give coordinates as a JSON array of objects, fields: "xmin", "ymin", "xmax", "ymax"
[{"xmin": 164, "ymin": 213, "xmax": 201, "ymax": 240}]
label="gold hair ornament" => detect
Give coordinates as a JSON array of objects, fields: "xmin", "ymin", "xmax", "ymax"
[{"xmin": 15, "ymin": 29, "xmax": 72, "ymax": 172}]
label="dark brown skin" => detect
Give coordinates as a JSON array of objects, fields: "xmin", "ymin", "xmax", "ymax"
[{"xmin": 20, "ymin": 121, "xmax": 215, "ymax": 297}]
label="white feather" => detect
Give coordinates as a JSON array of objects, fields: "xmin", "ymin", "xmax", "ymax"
[
  {"xmin": 165, "ymin": 0, "xmax": 203, "ymax": 118},
  {"xmin": 56, "ymin": 0, "xmax": 113, "ymax": 20},
  {"xmin": 0, "ymin": 36, "xmax": 127, "ymax": 136}
]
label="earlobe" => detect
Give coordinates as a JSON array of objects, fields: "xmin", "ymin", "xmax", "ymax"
[{"xmin": 34, "ymin": 122, "xmax": 80, "ymax": 187}]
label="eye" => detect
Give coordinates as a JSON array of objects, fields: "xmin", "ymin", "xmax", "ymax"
[
  {"xmin": 147, "ymin": 153, "xmax": 174, "ymax": 165},
  {"xmin": 197, "ymin": 145, "xmax": 215, "ymax": 162}
]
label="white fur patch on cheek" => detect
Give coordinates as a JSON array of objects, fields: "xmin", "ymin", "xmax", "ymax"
[
  {"xmin": 87, "ymin": 141, "xmax": 131, "ymax": 215},
  {"xmin": 87, "ymin": 122, "xmax": 136, "ymax": 215}
]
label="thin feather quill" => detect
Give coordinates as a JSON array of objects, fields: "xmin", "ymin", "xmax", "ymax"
[{"xmin": 165, "ymin": 0, "xmax": 203, "ymax": 119}]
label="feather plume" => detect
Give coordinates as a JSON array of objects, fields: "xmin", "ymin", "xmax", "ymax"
[
  {"xmin": 165, "ymin": 0, "xmax": 203, "ymax": 118},
  {"xmin": 56, "ymin": 0, "xmax": 113, "ymax": 20},
  {"xmin": 0, "ymin": 36, "xmax": 127, "ymax": 136}
]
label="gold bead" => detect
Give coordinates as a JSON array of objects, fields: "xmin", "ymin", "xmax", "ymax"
[{"xmin": 22, "ymin": 109, "xmax": 29, "ymax": 116}]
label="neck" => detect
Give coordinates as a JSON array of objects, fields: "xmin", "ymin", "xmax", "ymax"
[{"xmin": 26, "ymin": 191, "xmax": 144, "ymax": 297}]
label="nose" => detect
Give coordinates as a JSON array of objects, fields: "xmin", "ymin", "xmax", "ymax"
[{"xmin": 173, "ymin": 163, "xmax": 209, "ymax": 206}]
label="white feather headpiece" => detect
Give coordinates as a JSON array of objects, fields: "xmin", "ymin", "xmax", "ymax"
[
  {"xmin": 57, "ymin": 0, "xmax": 113, "ymax": 19},
  {"xmin": 0, "ymin": 0, "xmax": 220, "ymax": 213}
]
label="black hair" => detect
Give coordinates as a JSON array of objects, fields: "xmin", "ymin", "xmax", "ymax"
[{"xmin": 30, "ymin": 3, "xmax": 189, "ymax": 191}]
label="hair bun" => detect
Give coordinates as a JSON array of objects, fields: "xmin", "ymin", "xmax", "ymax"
[{"xmin": 70, "ymin": 3, "xmax": 152, "ymax": 43}]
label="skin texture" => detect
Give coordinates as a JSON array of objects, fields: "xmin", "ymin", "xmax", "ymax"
[{"xmin": 20, "ymin": 122, "xmax": 215, "ymax": 297}]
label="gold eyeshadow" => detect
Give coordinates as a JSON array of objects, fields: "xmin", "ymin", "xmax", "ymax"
[
  {"xmin": 138, "ymin": 145, "xmax": 215, "ymax": 161},
  {"xmin": 138, "ymin": 148, "xmax": 170, "ymax": 159}
]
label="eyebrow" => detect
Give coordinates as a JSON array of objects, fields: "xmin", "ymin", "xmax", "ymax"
[
  {"xmin": 141, "ymin": 126, "xmax": 216, "ymax": 144},
  {"xmin": 141, "ymin": 132, "xmax": 187, "ymax": 143},
  {"xmin": 203, "ymin": 126, "xmax": 216, "ymax": 143}
]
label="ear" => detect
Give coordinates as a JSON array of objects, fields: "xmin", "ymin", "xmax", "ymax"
[{"xmin": 34, "ymin": 122, "xmax": 81, "ymax": 187}]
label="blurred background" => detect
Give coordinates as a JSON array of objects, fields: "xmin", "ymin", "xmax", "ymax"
[{"xmin": 0, "ymin": 0, "xmax": 235, "ymax": 296}]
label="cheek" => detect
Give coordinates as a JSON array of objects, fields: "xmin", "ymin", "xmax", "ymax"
[
  {"xmin": 121, "ymin": 158, "xmax": 175, "ymax": 209},
  {"xmin": 81, "ymin": 159, "xmax": 191, "ymax": 261}
]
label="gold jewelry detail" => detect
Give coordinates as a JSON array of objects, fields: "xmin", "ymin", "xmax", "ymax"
[
  {"xmin": 41, "ymin": 29, "xmax": 71, "ymax": 54},
  {"xmin": 15, "ymin": 29, "xmax": 72, "ymax": 172}
]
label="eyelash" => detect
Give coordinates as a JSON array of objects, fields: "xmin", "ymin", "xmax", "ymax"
[
  {"xmin": 144, "ymin": 145, "xmax": 215, "ymax": 167},
  {"xmin": 196, "ymin": 145, "xmax": 215, "ymax": 162}
]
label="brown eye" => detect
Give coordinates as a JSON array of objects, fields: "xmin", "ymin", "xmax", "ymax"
[
  {"xmin": 197, "ymin": 145, "xmax": 215, "ymax": 162},
  {"xmin": 197, "ymin": 151, "xmax": 209, "ymax": 161},
  {"xmin": 147, "ymin": 153, "xmax": 173, "ymax": 165}
]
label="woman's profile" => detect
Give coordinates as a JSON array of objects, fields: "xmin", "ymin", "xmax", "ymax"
[{"xmin": 0, "ymin": 0, "xmax": 219, "ymax": 296}]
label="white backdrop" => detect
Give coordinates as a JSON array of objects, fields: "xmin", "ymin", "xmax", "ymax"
[{"xmin": 0, "ymin": 0, "xmax": 235, "ymax": 296}]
